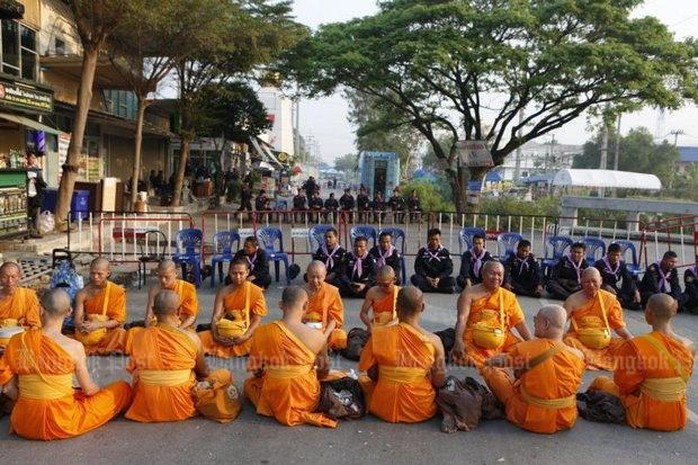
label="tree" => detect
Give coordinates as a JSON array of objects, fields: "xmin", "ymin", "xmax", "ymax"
[
  {"xmin": 170, "ymin": 0, "xmax": 307, "ymax": 206},
  {"xmin": 574, "ymin": 127, "xmax": 679, "ymax": 187},
  {"xmin": 108, "ymin": 0, "xmax": 224, "ymax": 206},
  {"xmin": 334, "ymin": 153, "xmax": 358, "ymax": 173},
  {"xmin": 55, "ymin": 0, "xmax": 131, "ymax": 228},
  {"xmin": 285, "ymin": 0, "xmax": 698, "ymax": 212},
  {"xmin": 196, "ymin": 81, "xmax": 272, "ymax": 144},
  {"xmin": 345, "ymin": 89, "xmax": 423, "ymax": 179}
]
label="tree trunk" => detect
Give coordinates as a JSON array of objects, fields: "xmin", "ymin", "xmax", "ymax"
[
  {"xmin": 130, "ymin": 97, "xmax": 148, "ymax": 206},
  {"xmin": 171, "ymin": 136, "xmax": 189, "ymax": 207},
  {"xmin": 55, "ymin": 49, "xmax": 99, "ymax": 228}
]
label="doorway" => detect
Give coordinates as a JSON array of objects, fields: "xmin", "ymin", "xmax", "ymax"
[{"xmin": 373, "ymin": 160, "xmax": 387, "ymax": 197}]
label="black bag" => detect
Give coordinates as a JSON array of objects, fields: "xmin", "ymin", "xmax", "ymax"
[
  {"xmin": 339, "ymin": 328, "xmax": 369, "ymax": 361},
  {"xmin": 288, "ymin": 264, "xmax": 301, "ymax": 280},
  {"xmin": 577, "ymin": 390, "xmax": 626, "ymax": 424},
  {"xmin": 317, "ymin": 377, "xmax": 366, "ymax": 420},
  {"xmin": 434, "ymin": 328, "xmax": 456, "ymax": 361},
  {"xmin": 436, "ymin": 376, "xmax": 504, "ymax": 433}
]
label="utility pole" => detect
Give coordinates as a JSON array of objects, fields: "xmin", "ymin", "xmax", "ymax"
[
  {"xmin": 514, "ymin": 109, "xmax": 523, "ymax": 182},
  {"xmin": 599, "ymin": 105, "xmax": 610, "ymax": 198},
  {"xmin": 670, "ymin": 129, "xmax": 684, "ymax": 146},
  {"xmin": 612, "ymin": 113, "xmax": 621, "ymax": 197}
]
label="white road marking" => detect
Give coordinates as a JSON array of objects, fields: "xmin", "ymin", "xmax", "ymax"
[{"xmin": 688, "ymin": 409, "xmax": 698, "ymax": 425}]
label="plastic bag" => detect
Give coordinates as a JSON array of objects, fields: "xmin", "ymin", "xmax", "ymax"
[{"xmin": 37, "ymin": 211, "xmax": 55, "ymax": 234}]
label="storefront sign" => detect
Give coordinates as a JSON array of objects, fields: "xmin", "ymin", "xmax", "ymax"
[
  {"xmin": 456, "ymin": 140, "xmax": 493, "ymax": 168},
  {"xmin": 0, "ymin": 78, "xmax": 54, "ymax": 113}
]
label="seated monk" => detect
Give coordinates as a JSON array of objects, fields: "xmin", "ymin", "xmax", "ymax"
[
  {"xmin": 145, "ymin": 259, "xmax": 199, "ymax": 329},
  {"xmin": 481, "ymin": 305, "xmax": 585, "ymax": 434},
  {"xmin": 360, "ymin": 265, "xmax": 400, "ymax": 332},
  {"xmin": 126, "ymin": 290, "xmax": 230, "ymax": 422},
  {"xmin": 359, "ymin": 286, "xmax": 446, "ymax": 423},
  {"xmin": 0, "ymin": 289, "xmax": 131, "ymax": 440},
  {"xmin": 451, "ymin": 261, "xmax": 532, "ymax": 368},
  {"xmin": 244, "ymin": 286, "xmax": 337, "ymax": 427},
  {"xmin": 303, "ymin": 261, "xmax": 347, "ymax": 350},
  {"xmin": 199, "ymin": 259, "xmax": 267, "ymax": 358},
  {"xmin": 589, "ymin": 294, "xmax": 695, "ymax": 431},
  {"xmin": 73, "ymin": 258, "xmax": 127, "ymax": 355},
  {"xmin": 0, "ymin": 262, "xmax": 41, "ymax": 339},
  {"xmin": 563, "ymin": 268, "xmax": 632, "ymax": 371}
]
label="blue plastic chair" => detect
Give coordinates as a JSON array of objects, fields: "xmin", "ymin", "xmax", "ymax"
[
  {"xmin": 256, "ymin": 227, "xmax": 290, "ymax": 284},
  {"xmin": 308, "ymin": 224, "xmax": 336, "ymax": 252},
  {"xmin": 380, "ymin": 227, "xmax": 406, "ymax": 284},
  {"xmin": 496, "ymin": 232, "xmax": 523, "ymax": 260},
  {"xmin": 173, "ymin": 228, "xmax": 203, "ymax": 287},
  {"xmin": 210, "ymin": 230, "xmax": 240, "ymax": 287},
  {"xmin": 580, "ymin": 237, "xmax": 606, "ymax": 267},
  {"xmin": 541, "ymin": 235, "xmax": 574, "ymax": 278},
  {"xmin": 350, "ymin": 225, "xmax": 378, "ymax": 248},
  {"xmin": 458, "ymin": 227, "xmax": 486, "ymax": 254},
  {"xmin": 611, "ymin": 239, "xmax": 643, "ymax": 278}
]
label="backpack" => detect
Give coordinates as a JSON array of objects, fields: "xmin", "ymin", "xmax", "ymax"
[{"xmin": 50, "ymin": 260, "xmax": 84, "ymax": 331}]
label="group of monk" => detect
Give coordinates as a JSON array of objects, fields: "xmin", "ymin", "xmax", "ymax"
[{"xmin": 0, "ymin": 225, "xmax": 694, "ymax": 440}]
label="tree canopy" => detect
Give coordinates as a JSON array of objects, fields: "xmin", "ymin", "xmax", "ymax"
[
  {"xmin": 573, "ymin": 127, "xmax": 679, "ymax": 186},
  {"xmin": 285, "ymin": 0, "xmax": 698, "ymax": 211}
]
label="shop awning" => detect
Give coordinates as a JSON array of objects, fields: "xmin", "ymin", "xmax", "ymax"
[
  {"xmin": 0, "ymin": 112, "xmax": 61, "ymax": 135},
  {"xmin": 552, "ymin": 169, "xmax": 662, "ymax": 190},
  {"xmin": 250, "ymin": 137, "xmax": 283, "ymax": 169}
]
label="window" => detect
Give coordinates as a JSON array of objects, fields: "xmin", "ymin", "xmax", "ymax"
[
  {"xmin": 54, "ymin": 38, "xmax": 65, "ymax": 56},
  {"xmin": 0, "ymin": 19, "xmax": 37, "ymax": 80}
]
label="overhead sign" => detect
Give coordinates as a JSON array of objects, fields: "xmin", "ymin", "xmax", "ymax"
[
  {"xmin": 0, "ymin": 78, "xmax": 54, "ymax": 113},
  {"xmin": 456, "ymin": 140, "xmax": 493, "ymax": 168}
]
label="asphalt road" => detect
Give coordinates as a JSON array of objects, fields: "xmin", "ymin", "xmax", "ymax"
[{"xmin": 1, "ymin": 277, "xmax": 696, "ymax": 465}]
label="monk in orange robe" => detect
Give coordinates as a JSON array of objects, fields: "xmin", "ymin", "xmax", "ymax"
[
  {"xmin": 452, "ymin": 261, "xmax": 531, "ymax": 367},
  {"xmin": 199, "ymin": 259, "xmax": 267, "ymax": 357},
  {"xmin": 244, "ymin": 285, "xmax": 337, "ymax": 427},
  {"xmin": 589, "ymin": 294, "xmax": 695, "ymax": 431},
  {"xmin": 126, "ymin": 289, "xmax": 231, "ymax": 422},
  {"xmin": 0, "ymin": 289, "xmax": 131, "ymax": 440},
  {"xmin": 481, "ymin": 305, "xmax": 585, "ymax": 434},
  {"xmin": 73, "ymin": 258, "xmax": 127, "ymax": 355},
  {"xmin": 0, "ymin": 262, "xmax": 41, "ymax": 335},
  {"xmin": 564, "ymin": 267, "xmax": 632, "ymax": 371},
  {"xmin": 359, "ymin": 286, "xmax": 447, "ymax": 423},
  {"xmin": 360, "ymin": 265, "xmax": 400, "ymax": 332},
  {"xmin": 126, "ymin": 260, "xmax": 199, "ymax": 352},
  {"xmin": 303, "ymin": 261, "xmax": 347, "ymax": 349}
]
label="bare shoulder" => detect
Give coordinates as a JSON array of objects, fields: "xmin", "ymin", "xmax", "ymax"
[
  {"xmin": 183, "ymin": 328, "xmax": 203, "ymax": 349},
  {"xmin": 59, "ymin": 334, "xmax": 87, "ymax": 360},
  {"xmin": 424, "ymin": 330, "xmax": 445, "ymax": 354},
  {"xmin": 564, "ymin": 291, "xmax": 584, "ymax": 310},
  {"xmin": 216, "ymin": 284, "xmax": 234, "ymax": 299},
  {"xmin": 365, "ymin": 286, "xmax": 379, "ymax": 301}
]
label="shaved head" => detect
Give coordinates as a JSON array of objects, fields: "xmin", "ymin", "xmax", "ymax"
[
  {"xmin": 646, "ymin": 294, "xmax": 678, "ymax": 322},
  {"xmin": 153, "ymin": 290, "xmax": 181, "ymax": 316},
  {"xmin": 0, "ymin": 261, "xmax": 21, "ymax": 275},
  {"xmin": 482, "ymin": 260, "xmax": 503, "ymax": 274},
  {"xmin": 41, "ymin": 288, "xmax": 71, "ymax": 318},
  {"xmin": 376, "ymin": 265, "xmax": 395, "ymax": 281},
  {"xmin": 158, "ymin": 259, "xmax": 177, "ymax": 273},
  {"xmin": 397, "ymin": 286, "xmax": 424, "ymax": 319},
  {"xmin": 280, "ymin": 286, "xmax": 308, "ymax": 317},
  {"xmin": 537, "ymin": 305, "xmax": 567, "ymax": 329},
  {"xmin": 306, "ymin": 260, "xmax": 327, "ymax": 275},
  {"xmin": 90, "ymin": 257, "xmax": 110, "ymax": 271},
  {"xmin": 582, "ymin": 267, "xmax": 601, "ymax": 280}
]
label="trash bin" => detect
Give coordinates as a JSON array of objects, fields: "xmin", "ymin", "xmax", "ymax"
[
  {"xmin": 41, "ymin": 188, "xmax": 58, "ymax": 213},
  {"xmin": 71, "ymin": 190, "xmax": 90, "ymax": 222}
]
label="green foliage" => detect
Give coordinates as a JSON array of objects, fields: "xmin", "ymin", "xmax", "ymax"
[
  {"xmin": 285, "ymin": 0, "xmax": 698, "ymax": 211},
  {"xmin": 334, "ymin": 153, "xmax": 358, "ymax": 173},
  {"xmin": 402, "ymin": 180, "xmax": 455, "ymax": 212},
  {"xmin": 196, "ymin": 81, "xmax": 272, "ymax": 142},
  {"xmin": 573, "ymin": 127, "xmax": 679, "ymax": 187}
]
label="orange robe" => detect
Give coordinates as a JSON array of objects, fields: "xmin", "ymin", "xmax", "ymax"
[
  {"xmin": 125, "ymin": 324, "xmax": 199, "ymax": 422},
  {"xmin": 303, "ymin": 282, "xmax": 347, "ymax": 349},
  {"xmin": 371, "ymin": 285, "xmax": 400, "ymax": 327},
  {"xmin": 199, "ymin": 282, "xmax": 267, "ymax": 357},
  {"xmin": 456, "ymin": 287, "xmax": 524, "ymax": 367},
  {"xmin": 590, "ymin": 331, "xmax": 694, "ymax": 431},
  {"xmin": 481, "ymin": 339, "xmax": 585, "ymax": 434},
  {"xmin": 79, "ymin": 282, "xmax": 127, "ymax": 355},
  {"xmin": 244, "ymin": 321, "xmax": 337, "ymax": 427},
  {"xmin": 0, "ymin": 287, "xmax": 41, "ymax": 329},
  {"xmin": 564, "ymin": 289, "xmax": 626, "ymax": 371},
  {"xmin": 0, "ymin": 330, "xmax": 131, "ymax": 440},
  {"xmin": 358, "ymin": 322, "xmax": 437, "ymax": 423},
  {"xmin": 125, "ymin": 279, "xmax": 199, "ymax": 352}
]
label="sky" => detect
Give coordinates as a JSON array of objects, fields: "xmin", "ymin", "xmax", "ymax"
[{"xmin": 291, "ymin": 0, "xmax": 698, "ymax": 163}]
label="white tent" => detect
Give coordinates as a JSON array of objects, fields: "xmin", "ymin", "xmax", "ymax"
[{"xmin": 552, "ymin": 169, "xmax": 662, "ymax": 191}]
